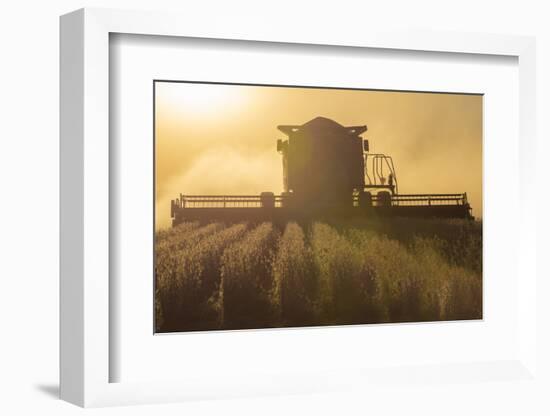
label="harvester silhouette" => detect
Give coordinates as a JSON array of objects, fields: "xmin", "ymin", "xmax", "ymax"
[{"xmin": 171, "ymin": 117, "xmax": 472, "ymax": 225}]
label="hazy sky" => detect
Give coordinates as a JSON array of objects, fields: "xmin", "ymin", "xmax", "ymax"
[{"xmin": 155, "ymin": 82, "xmax": 482, "ymax": 229}]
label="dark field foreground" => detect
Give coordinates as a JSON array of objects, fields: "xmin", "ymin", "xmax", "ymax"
[{"xmin": 155, "ymin": 218, "xmax": 482, "ymax": 332}]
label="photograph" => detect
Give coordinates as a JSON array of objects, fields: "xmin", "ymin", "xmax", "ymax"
[{"xmin": 154, "ymin": 81, "xmax": 483, "ymax": 333}]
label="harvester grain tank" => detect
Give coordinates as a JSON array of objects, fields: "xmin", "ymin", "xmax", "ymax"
[{"xmin": 276, "ymin": 117, "xmax": 367, "ymax": 210}]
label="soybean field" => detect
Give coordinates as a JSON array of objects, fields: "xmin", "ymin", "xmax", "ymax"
[{"xmin": 155, "ymin": 218, "xmax": 482, "ymax": 332}]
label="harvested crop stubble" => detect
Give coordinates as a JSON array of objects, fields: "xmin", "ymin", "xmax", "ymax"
[{"xmin": 221, "ymin": 222, "xmax": 279, "ymax": 329}]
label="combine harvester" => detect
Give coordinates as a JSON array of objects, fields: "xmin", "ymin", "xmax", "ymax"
[{"xmin": 171, "ymin": 117, "xmax": 472, "ymax": 225}]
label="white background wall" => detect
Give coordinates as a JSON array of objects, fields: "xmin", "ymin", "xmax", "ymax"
[{"xmin": 0, "ymin": 0, "xmax": 548, "ymax": 414}]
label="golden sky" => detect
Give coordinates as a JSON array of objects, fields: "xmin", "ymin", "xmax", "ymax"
[{"xmin": 155, "ymin": 82, "xmax": 482, "ymax": 229}]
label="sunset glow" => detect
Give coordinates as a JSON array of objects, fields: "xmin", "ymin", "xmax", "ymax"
[{"xmin": 156, "ymin": 82, "xmax": 249, "ymax": 118}]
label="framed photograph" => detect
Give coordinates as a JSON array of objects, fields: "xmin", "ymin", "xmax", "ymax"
[
  {"xmin": 153, "ymin": 81, "xmax": 482, "ymax": 334},
  {"xmin": 60, "ymin": 8, "xmax": 538, "ymax": 408}
]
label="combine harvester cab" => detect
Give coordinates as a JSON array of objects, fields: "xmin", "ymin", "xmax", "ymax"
[{"xmin": 171, "ymin": 117, "xmax": 472, "ymax": 225}]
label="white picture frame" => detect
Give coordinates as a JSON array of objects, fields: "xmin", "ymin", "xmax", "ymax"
[{"xmin": 60, "ymin": 8, "xmax": 538, "ymax": 408}]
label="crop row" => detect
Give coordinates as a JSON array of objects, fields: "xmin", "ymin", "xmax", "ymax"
[{"xmin": 155, "ymin": 220, "xmax": 482, "ymax": 332}]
